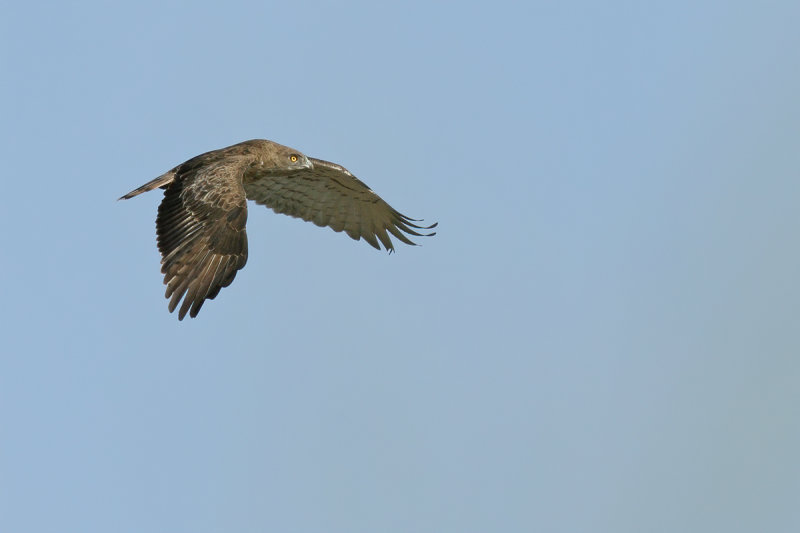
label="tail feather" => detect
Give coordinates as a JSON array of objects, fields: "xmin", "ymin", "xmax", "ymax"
[{"xmin": 118, "ymin": 171, "xmax": 176, "ymax": 200}]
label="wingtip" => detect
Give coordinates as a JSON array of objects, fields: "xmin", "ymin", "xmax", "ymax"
[{"xmin": 118, "ymin": 190, "xmax": 139, "ymax": 201}]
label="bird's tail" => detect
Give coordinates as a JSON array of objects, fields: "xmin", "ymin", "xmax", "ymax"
[{"xmin": 118, "ymin": 171, "xmax": 176, "ymax": 200}]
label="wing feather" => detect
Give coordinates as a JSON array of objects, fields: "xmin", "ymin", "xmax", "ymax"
[
  {"xmin": 156, "ymin": 159, "xmax": 249, "ymax": 320},
  {"xmin": 243, "ymin": 157, "xmax": 436, "ymax": 252}
]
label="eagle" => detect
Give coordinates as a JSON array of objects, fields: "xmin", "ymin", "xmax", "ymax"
[{"xmin": 120, "ymin": 139, "xmax": 436, "ymax": 320}]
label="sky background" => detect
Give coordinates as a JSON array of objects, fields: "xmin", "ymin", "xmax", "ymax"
[{"xmin": 2, "ymin": 1, "xmax": 799, "ymax": 531}]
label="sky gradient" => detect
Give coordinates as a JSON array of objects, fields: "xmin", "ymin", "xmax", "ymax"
[{"xmin": 2, "ymin": 1, "xmax": 799, "ymax": 532}]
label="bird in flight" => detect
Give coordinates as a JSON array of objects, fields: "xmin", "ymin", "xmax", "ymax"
[{"xmin": 120, "ymin": 139, "xmax": 436, "ymax": 320}]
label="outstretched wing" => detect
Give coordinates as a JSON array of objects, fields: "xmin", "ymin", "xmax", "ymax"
[
  {"xmin": 243, "ymin": 157, "xmax": 436, "ymax": 252},
  {"xmin": 156, "ymin": 158, "xmax": 249, "ymax": 320}
]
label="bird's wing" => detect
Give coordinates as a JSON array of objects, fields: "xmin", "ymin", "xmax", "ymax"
[
  {"xmin": 243, "ymin": 157, "xmax": 436, "ymax": 252},
  {"xmin": 118, "ymin": 169, "xmax": 177, "ymax": 200},
  {"xmin": 156, "ymin": 158, "xmax": 249, "ymax": 320}
]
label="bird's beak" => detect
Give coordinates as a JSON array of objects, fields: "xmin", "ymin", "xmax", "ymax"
[{"xmin": 304, "ymin": 157, "xmax": 314, "ymax": 170}]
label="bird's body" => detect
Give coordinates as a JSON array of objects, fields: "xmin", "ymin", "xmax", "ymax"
[{"xmin": 120, "ymin": 139, "xmax": 436, "ymax": 320}]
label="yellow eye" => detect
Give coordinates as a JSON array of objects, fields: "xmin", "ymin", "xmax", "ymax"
[{"xmin": 289, "ymin": 154, "xmax": 298, "ymax": 162}]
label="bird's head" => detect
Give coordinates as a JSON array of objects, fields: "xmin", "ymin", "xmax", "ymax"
[
  {"xmin": 249, "ymin": 140, "xmax": 313, "ymax": 173},
  {"xmin": 285, "ymin": 150, "xmax": 314, "ymax": 171}
]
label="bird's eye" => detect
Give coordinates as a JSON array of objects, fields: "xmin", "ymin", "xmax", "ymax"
[{"xmin": 289, "ymin": 154, "xmax": 299, "ymax": 163}]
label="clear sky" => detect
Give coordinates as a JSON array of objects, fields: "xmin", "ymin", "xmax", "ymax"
[{"xmin": 2, "ymin": 1, "xmax": 799, "ymax": 532}]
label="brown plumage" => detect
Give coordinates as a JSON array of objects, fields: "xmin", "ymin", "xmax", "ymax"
[{"xmin": 120, "ymin": 139, "xmax": 436, "ymax": 320}]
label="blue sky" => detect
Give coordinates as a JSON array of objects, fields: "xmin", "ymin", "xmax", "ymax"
[{"xmin": 2, "ymin": 1, "xmax": 799, "ymax": 531}]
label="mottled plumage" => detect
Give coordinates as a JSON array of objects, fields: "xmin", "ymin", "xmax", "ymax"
[{"xmin": 120, "ymin": 139, "xmax": 436, "ymax": 319}]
